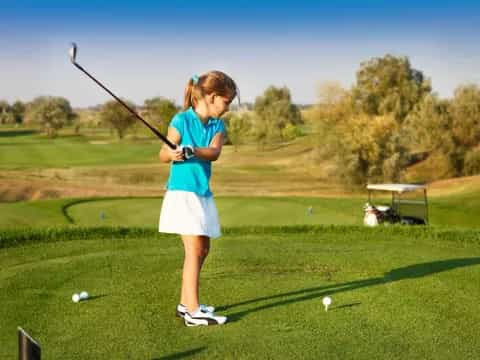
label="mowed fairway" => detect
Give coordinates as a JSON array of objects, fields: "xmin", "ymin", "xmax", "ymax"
[
  {"xmin": 1, "ymin": 227, "xmax": 480, "ymax": 359},
  {"xmin": 66, "ymin": 197, "xmax": 364, "ymax": 227},
  {"xmin": 0, "ymin": 129, "xmax": 160, "ymax": 169}
]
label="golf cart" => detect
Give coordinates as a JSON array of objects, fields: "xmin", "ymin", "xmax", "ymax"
[{"xmin": 364, "ymin": 183, "xmax": 428, "ymax": 226}]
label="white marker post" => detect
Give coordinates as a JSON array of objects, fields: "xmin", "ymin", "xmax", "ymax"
[{"xmin": 322, "ymin": 296, "xmax": 332, "ymax": 312}]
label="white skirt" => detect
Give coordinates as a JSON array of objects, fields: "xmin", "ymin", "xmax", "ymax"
[{"xmin": 159, "ymin": 190, "xmax": 221, "ymax": 239}]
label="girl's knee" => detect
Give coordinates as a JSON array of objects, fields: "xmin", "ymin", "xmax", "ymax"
[
  {"xmin": 183, "ymin": 235, "xmax": 210, "ymax": 258},
  {"xmin": 192, "ymin": 244, "xmax": 209, "ymax": 259}
]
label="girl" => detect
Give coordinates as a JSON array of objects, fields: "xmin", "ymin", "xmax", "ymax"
[{"xmin": 159, "ymin": 71, "xmax": 238, "ymax": 326}]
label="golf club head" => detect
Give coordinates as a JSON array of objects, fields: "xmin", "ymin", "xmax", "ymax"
[{"xmin": 69, "ymin": 42, "xmax": 78, "ymax": 63}]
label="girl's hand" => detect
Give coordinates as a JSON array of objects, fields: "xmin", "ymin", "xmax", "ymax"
[
  {"xmin": 169, "ymin": 147, "xmax": 185, "ymax": 162},
  {"xmin": 180, "ymin": 145, "xmax": 195, "ymax": 159}
]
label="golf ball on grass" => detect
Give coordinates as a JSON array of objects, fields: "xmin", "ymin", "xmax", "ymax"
[
  {"xmin": 322, "ymin": 296, "xmax": 332, "ymax": 311},
  {"xmin": 72, "ymin": 293, "xmax": 80, "ymax": 303},
  {"xmin": 80, "ymin": 291, "xmax": 89, "ymax": 300}
]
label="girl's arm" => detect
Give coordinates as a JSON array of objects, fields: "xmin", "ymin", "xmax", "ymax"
[
  {"xmin": 159, "ymin": 127, "xmax": 183, "ymax": 163},
  {"xmin": 193, "ymin": 132, "xmax": 224, "ymax": 161}
]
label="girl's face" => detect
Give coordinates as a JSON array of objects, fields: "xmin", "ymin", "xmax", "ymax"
[{"xmin": 208, "ymin": 94, "xmax": 232, "ymax": 118}]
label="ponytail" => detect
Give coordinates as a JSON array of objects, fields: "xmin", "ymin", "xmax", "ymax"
[
  {"xmin": 183, "ymin": 78, "xmax": 196, "ymax": 110},
  {"xmin": 182, "ymin": 71, "xmax": 237, "ymax": 111}
]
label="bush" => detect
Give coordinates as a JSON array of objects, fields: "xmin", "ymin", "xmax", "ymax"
[
  {"xmin": 464, "ymin": 149, "xmax": 480, "ymax": 176},
  {"xmin": 280, "ymin": 123, "xmax": 300, "ymax": 141}
]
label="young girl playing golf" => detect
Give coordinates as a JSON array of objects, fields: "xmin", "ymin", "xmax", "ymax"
[{"xmin": 159, "ymin": 71, "xmax": 238, "ymax": 326}]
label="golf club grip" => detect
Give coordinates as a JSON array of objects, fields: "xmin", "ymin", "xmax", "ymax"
[{"xmin": 73, "ymin": 63, "xmax": 176, "ymax": 149}]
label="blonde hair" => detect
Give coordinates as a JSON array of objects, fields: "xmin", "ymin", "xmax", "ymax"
[{"xmin": 183, "ymin": 70, "xmax": 238, "ymax": 110}]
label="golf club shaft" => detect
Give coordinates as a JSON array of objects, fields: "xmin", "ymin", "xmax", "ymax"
[{"xmin": 72, "ymin": 62, "xmax": 176, "ymax": 149}]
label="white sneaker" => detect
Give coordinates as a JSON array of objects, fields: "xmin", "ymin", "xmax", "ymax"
[
  {"xmin": 184, "ymin": 308, "xmax": 227, "ymax": 326},
  {"xmin": 176, "ymin": 304, "xmax": 215, "ymax": 318}
]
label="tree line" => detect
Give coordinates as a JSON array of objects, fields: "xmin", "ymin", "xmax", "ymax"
[
  {"xmin": 1, "ymin": 53, "xmax": 479, "ymax": 184},
  {"xmin": 0, "ymin": 96, "xmax": 178, "ymax": 139},
  {"xmin": 0, "ymin": 87, "xmax": 303, "ymax": 146}
]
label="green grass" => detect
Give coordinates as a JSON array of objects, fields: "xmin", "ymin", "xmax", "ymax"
[
  {"xmin": 430, "ymin": 193, "xmax": 480, "ymax": 228},
  {"xmin": 1, "ymin": 226, "xmax": 479, "ymax": 359},
  {"xmin": 0, "ymin": 198, "xmax": 72, "ymax": 227},
  {"xmin": 2, "ymin": 127, "xmax": 480, "ymax": 358},
  {"xmin": 0, "ymin": 196, "xmax": 363, "ymax": 228},
  {"xmin": 0, "ymin": 128, "xmax": 160, "ymax": 169},
  {"xmin": 1, "ymin": 194, "xmax": 480, "ymax": 229},
  {"xmin": 66, "ymin": 197, "xmax": 364, "ymax": 227}
]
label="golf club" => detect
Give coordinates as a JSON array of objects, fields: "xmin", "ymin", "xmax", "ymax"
[{"xmin": 69, "ymin": 42, "xmax": 179, "ymax": 151}]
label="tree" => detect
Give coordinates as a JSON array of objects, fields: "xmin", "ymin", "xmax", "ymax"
[
  {"xmin": 312, "ymin": 82, "xmax": 353, "ymax": 158},
  {"xmin": 352, "ymin": 54, "xmax": 431, "ymax": 123},
  {"xmin": 143, "ymin": 97, "xmax": 179, "ymax": 137},
  {"xmin": 11, "ymin": 100, "xmax": 26, "ymax": 123},
  {"xmin": 317, "ymin": 81, "xmax": 350, "ymax": 109},
  {"xmin": 312, "ymin": 81, "xmax": 409, "ymax": 185},
  {"xmin": 24, "ymin": 96, "xmax": 74, "ymax": 137},
  {"xmin": 334, "ymin": 113, "xmax": 406, "ymax": 185},
  {"xmin": 403, "ymin": 84, "xmax": 480, "ymax": 176},
  {"xmin": 224, "ymin": 111, "xmax": 252, "ymax": 151},
  {"xmin": 450, "ymin": 84, "xmax": 480, "ymax": 148},
  {"xmin": 99, "ymin": 100, "xmax": 137, "ymax": 139},
  {"xmin": 403, "ymin": 94, "xmax": 452, "ymax": 154},
  {"xmin": 0, "ymin": 100, "xmax": 14, "ymax": 124},
  {"xmin": 464, "ymin": 149, "xmax": 480, "ymax": 175},
  {"xmin": 253, "ymin": 86, "xmax": 303, "ymax": 143},
  {"xmin": 445, "ymin": 84, "xmax": 480, "ymax": 175}
]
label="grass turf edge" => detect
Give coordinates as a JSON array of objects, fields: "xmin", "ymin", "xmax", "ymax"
[{"xmin": 1, "ymin": 225, "xmax": 480, "ymax": 249}]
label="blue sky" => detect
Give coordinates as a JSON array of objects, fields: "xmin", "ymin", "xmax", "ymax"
[{"xmin": 1, "ymin": 0, "xmax": 479, "ymax": 107}]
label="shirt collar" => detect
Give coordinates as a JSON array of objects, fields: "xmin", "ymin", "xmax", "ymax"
[{"xmin": 188, "ymin": 107, "xmax": 217, "ymax": 126}]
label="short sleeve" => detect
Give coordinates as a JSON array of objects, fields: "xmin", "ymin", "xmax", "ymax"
[
  {"xmin": 216, "ymin": 120, "xmax": 226, "ymax": 136},
  {"xmin": 169, "ymin": 113, "xmax": 184, "ymax": 136}
]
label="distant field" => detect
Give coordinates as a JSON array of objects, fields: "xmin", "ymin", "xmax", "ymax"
[
  {"xmin": 0, "ymin": 126, "xmax": 347, "ymax": 200},
  {"xmin": 0, "ymin": 128, "xmax": 160, "ymax": 169}
]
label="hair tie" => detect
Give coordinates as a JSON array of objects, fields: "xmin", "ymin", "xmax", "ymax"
[{"xmin": 192, "ymin": 74, "xmax": 199, "ymax": 85}]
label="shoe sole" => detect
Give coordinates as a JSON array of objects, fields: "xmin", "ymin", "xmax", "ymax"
[
  {"xmin": 184, "ymin": 318, "xmax": 226, "ymax": 327},
  {"xmin": 183, "ymin": 314, "xmax": 227, "ymax": 327}
]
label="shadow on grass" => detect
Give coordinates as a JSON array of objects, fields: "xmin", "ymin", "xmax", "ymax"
[
  {"xmin": 0, "ymin": 129, "xmax": 38, "ymax": 137},
  {"xmin": 82, "ymin": 294, "xmax": 108, "ymax": 302},
  {"xmin": 152, "ymin": 347, "xmax": 206, "ymax": 360},
  {"xmin": 331, "ymin": 302, "xmax": 362, "ymax": 311},
  {"xmin": 220, "ymin": 257, "xmax": 480, "ymax": 322}
]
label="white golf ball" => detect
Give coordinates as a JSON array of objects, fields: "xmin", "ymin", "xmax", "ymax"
[
  {"xmin": 72, "ymin": 293, "xmax": 80, "ymax": 303},
  {"xmin": 323, "ymin": 296, "xmax": 332, "ymax": 306},
  {"xmin": 79, "ymin": 291, "xmax": 89, "ymax": 300}
]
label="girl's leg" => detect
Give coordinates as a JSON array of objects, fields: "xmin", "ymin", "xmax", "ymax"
[{"xmin": 180, "ymin": 235, "xmax": 210, "ymax": 313}]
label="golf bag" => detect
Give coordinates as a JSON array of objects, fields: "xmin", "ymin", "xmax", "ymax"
[{"xmin": 363, "ymin": 203, "xmax": 397, "ymax": 226}]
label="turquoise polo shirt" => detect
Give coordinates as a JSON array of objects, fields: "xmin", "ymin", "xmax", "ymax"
[{"xmin": 166, "ymin": 107, "xmax": 226, "ymax": 197}]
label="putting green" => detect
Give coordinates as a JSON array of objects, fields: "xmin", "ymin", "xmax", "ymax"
[
  {"xmin": 65, "ymin": 197, "xmax": 364, "ymax": 227},
  {"xmin": 1, "ymin": 193, "xmax": 480, "ymax": 229}
]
